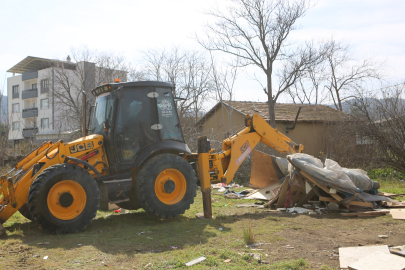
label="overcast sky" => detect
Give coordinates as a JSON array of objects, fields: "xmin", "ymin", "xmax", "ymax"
[{"xmin": 1, "ymin": 0, "xmax": 404, "ymax": 104}]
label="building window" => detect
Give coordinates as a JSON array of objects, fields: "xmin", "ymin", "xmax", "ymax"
[
  {"xmin": 12, "ymin": 103, "xmax": 20, "ymax": 113},
  {"xmin": 40, "ymin": 98, "xmax": 49, "ymax": 109},
  {"xmin": 32, "ymin": 83, "xmax": 37, "ymax": 89},
  {"xmin": 40, "ymin": 79, "xmax": 49, "ymax": 93},
  {"xmin": 12, "ymin": 121, "xmax": 20, "ymax": 130},
  {"xmin": 41, "ymin": 118, "xmax": 49, "ymax": 129},
  {"xmin": 12, "ymin": 85, "xmax": 19, "ymax": 99}
]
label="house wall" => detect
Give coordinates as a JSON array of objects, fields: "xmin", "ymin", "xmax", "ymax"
[
  {"xmin": 275, "ymin": 121, "xmax": 328, "ymax": 157},
  {"xmin": 199, "ymin": 104, "xmax": 246, "ymax": 142},
  {"xmin": 199, "ymin": 103, "xmax": 334, "ymax": 158}
]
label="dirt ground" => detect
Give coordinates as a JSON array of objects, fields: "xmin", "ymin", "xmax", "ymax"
[
  {"xmin": 0, "ymin": 192, "xmax": 404, "ymax": 269},
  {"xmin": 263, "ymin": 212, "xmax": 405, "ymax": 268}
]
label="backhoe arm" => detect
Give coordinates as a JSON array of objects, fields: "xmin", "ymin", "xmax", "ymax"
[{"xmin": 196, "ymin": 113, "xmax": 304, "ymax": 218}]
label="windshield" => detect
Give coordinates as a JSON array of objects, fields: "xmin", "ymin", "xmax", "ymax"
[{"xmin": 90, "ymin": 92, "xmax": 114, "ymax": 135}]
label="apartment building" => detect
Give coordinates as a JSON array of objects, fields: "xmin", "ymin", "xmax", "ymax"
[{"xmin": 7, "ymin": 56, "xmax": 127, "ymax": 146}]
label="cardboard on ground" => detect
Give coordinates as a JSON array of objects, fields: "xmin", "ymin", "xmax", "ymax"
[
  {"xmin": 348, "ymin": 251, "xmax": 405, "ymax": 270},
  {"xmin": 391, "ymin": 209, "xmax": 405, "ymax": 220},
  {"xmin": 339, "ymin": 245, "xmax": 390, "ymax": 269},
  {"xmin": 245, "ymin": 183, "xmax": 281, "ymax": 200}
]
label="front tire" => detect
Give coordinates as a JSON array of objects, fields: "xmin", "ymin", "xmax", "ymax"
[
  {"xmin": 135, "ymin": 154, "xmax": 197, "ymax": 219},
  {"xmin": 28, "ymin": 164, "xmax": 100, "ymax": 234}
]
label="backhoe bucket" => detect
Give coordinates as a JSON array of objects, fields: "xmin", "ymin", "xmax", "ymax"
[{"xmin": 249, "ymin": 150, "xmax": 288, "ymax": 188}]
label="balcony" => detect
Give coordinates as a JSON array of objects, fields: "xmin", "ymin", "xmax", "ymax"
[
  {"xmin": 22, "ymin": 127, "xmax": 38, "ymax": 138},
  {"xmin": 12, "ymin": 92, "xmax": 19, "ymax": 99},
  {"xmin": 22, "ymin": 88, "xmax": 38, "ymax": 99},
  {"xmin": 22, "ymin": 70, "xmax": 38, "ymax": 81},
  {"xmin": 22, "ymin": 108, "xmax": 38, "ymax": 118}
]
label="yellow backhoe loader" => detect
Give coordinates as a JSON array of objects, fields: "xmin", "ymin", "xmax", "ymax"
[{"xmin": 0, "ymin": 81, "xmax": 303, "ymax": 234}]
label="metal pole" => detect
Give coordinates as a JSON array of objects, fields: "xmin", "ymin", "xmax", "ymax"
[{"xmin": 82, "ymin": 91, "xmax": 86, "ymax": 137}]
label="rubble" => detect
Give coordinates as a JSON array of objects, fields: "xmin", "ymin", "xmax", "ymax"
[
  {"xmin": 218, "ymin": 151, "xmax": 404, "ymax": 221},
  {"xmin": 256, "ymin": 153, "xmax": 403, "ymax": 215}
]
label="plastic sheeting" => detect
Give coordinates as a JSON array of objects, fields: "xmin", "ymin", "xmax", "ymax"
[
  {"xmin": 287, "ymin": 153, "xmax": 361, "ymax": 195},
  {"xmin": 325, "ymin": 159, "xmax": 375, "ymax": 191},
  {"xmin": 275, "ymin": 157, "xmax": 289, "ymax": 176}
]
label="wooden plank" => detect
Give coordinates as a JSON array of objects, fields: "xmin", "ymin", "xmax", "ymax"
[
  {"xmin": 299, "ymin": 171, "xmax": 343, "ymax": 202},
  {"xmin": 276, "ymin": 176, "xmax": 290, "ymax": 208},
  {"xmin": 320, "ymin": 197, "xmax": 373, "ymax": 208},
  {"xmin": 319, "ymin": 196, "xmax": 338, "ymax": 202},
  {"xmin": 339, "ymin": 245, "xmax": 389, "ymax": 269},
  {"xmin": 349, "ymin": 201, "xmax": 373, "ymax": 208},
  {"xmin": 380, "ymin": 192, "xmax": 405, "ymax": 197},
  {"xmin": 341, "ymin": 210, "xmax": 390, "ymax": 217},
  {"xmin": 390, "ymin": 247, "xmax": 405, "ymax": 257},
  {"xmin": 185, "ymin": 256, "xmax": 206, "ymax": 266},
  {"xmin": 348, "ymin": 251, "xmax": 405, "ymax": 270}
]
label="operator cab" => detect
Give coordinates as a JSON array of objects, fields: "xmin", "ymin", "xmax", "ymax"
[{"xmin": 90, "ymin": 81, "xmax": 190, "ymax": 173}]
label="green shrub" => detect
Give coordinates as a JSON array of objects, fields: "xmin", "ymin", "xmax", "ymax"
[{"xmin": 368, "ymin": 168, "xmax": 405, "ymax": 179}]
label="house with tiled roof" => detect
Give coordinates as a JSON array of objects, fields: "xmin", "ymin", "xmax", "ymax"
[{"xmin": 195, "ymin": 101, "xmax": 353, "ymax": 157}]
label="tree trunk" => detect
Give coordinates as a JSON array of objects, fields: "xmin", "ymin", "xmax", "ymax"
[{"xmin": 267, "ymin": 77, "xmax": 276, "ymax": 128}]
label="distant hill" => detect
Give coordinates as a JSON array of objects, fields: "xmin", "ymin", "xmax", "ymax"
[
  {"xmin": 0, "ymin": 96, "xmax": 7, "ymax": 123},
  {"xmin": 328, "ymin": 98, "xmax": 405, "ymax": 119}
]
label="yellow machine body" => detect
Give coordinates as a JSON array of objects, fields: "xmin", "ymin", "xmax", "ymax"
[
  {"xmin": 0, "ymin": 135, "xmax": 108, "ymax": 223},
  {"xmin": 0, "ymin": 111, "xmax": 303, "ymax": 228}
]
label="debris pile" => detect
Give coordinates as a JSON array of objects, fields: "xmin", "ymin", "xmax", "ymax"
[{"xmin": 219, "ymin": 149, "xmax": 404, "ymax": 218}]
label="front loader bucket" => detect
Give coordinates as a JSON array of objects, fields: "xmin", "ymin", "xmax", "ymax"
[{"xmin": 249, "ymin": 150, "xmax": 288, "ymax": 188}]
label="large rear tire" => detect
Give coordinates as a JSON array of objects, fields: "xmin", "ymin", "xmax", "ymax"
[
  {"xmin": 28, "ymin": 164, "xmax": 100, "ymax": 234},
  {"xmin": 135, "ymin": 154, "xmax": 197, "ymax": 219}
]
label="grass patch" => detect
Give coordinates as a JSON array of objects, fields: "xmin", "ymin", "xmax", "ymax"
[
  {"xmin": 378, "ymin": 178, "xmax": 405, "ymax": 196},
  {"xmin": 268, "ymin": 258, "xmax": 308, "ymax": 270},
  {"xmin": 243, "ymin": 219, "xmax": 255, "ymax": 245}
]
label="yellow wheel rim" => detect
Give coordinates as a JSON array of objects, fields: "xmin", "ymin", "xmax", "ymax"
[
  {"xmin": 154, "ymin": 169, "xmax": 187, "ymax": 205},
  {"xmin": 47, "ymin": 180, "xmax": 86, "ymax": 220}
]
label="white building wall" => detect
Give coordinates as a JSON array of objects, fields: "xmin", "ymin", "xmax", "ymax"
[
  {"xmin": 37, "ymin": 68, "xmax": 53, "ymax": 133},
  {"xmin": 8, "ymin": 75, "xmax": 23, "ymax": 140},
  {"xmin": 7, "ymin": 57, "xmax": 128, "ymax": 144}
]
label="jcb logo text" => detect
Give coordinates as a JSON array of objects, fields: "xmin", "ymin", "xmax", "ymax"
[{"xmin": 69, "ymin": 141, "xmax": 94, "ymax": 154}]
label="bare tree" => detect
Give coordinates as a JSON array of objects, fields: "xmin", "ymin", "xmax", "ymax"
[
  {"xmin": 209, "ymin": 54, "xmax": 240, "ymax": 135},
  {"xmin": 50, "ymin": 47, "xmax": 129, "ymax": 135},
  {"xmin": 197, "ymin": 0, "xmax": 324, "ymax": 127},
  {"xmin": 141, "ymin": 47, "xmax": 214, "ymax": 150},
  {"xmin": 287, "ymin": 40, "xmax": 383, "ymax": 109},
  {"xmin": 288, "ymin": 58, "xmax": 328, "ymax": 105},
  {"xmin": 141, "ymin": 47, "xmax": 213, "ymax": 120},
  {"xmin": 323, "ymin": 41, "xmax": 382, "ymax": 111},
  {"xmin": 353, "ymin": 82, "xmax": 405, "ymax": 173}
]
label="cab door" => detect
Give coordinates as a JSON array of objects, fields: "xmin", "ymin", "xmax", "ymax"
[{"xmin": 113, "ymin": 88, "xmax": 157, "ymax": 171}]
